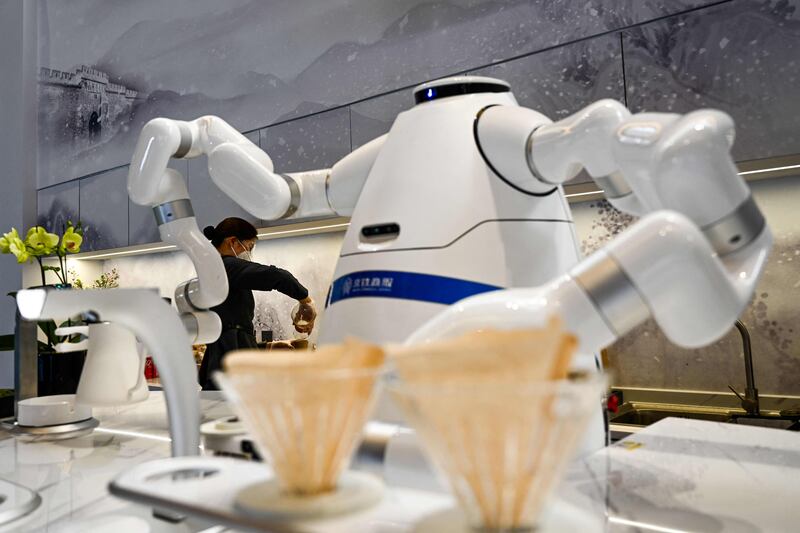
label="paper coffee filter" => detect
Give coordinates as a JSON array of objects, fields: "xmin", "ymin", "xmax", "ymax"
[
  {"xmin": 390, "ymin": 316, "xmax": 576, "ymax": 384},
  {"xmin": 222, "ymin": 338, "xmax": 385, "ymax": 495},
  {"xmin": 391, "ymin": 378, "xmax": 600, "ymax": 530},
  {"xmin": 387, "ymin": 316, "xmax": 598, "ymax": 530},
  {"xmin": 225, "ymin": 337, "xmax": 384, "ymax": 372}
]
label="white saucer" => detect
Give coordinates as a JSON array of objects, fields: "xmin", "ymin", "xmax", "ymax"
[
  {"xmin": 16, "ymin": 394, "xmax": 92, "ymax": 427},
  {"xmin": 234, "ymin": 470, "xmax": 384, "ymax": 521},
  {"xmin": 200, "ymin": 416, "xmax": 245, "ymax": 436}
]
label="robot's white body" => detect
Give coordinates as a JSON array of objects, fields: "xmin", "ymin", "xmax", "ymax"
[
  {"xmin": 320, "ymin": 86, "xmax": 582, "ymax": 355},
  {"xmin": 317, "ymin": 85, "xmax": 601, "ymax": 440},
  {"xmin": 22, "ymin": 76, "xmax": 767, "ymax": 459}
]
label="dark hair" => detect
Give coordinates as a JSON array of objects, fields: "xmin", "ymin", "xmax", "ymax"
[{"xmin": 203, "ymin": 217, "xmax": 258, "ymax": 248}]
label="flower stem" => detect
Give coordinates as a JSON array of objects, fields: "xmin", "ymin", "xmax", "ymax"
[
  {"xmin": 36, "ymin": 256, "xmax": 45, "ymax": 286},
  {"xmin": 59, "ymin": 253, "xmax": 66, "ymax": 285}
]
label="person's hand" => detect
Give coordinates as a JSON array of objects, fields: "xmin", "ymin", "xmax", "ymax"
[{"xmin": 292, "ymin": 297, "xmax": 316, "ymax": 334}]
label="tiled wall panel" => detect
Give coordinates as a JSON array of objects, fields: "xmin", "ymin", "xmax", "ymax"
[
  {"xmin": 260, "ymin": 108, "xmax": 351, "ymax": 173},
  {"xmin": 37, "ymin": 180, "xmax": 79, "ymax": 233},
  {"xmin": 37, "ymin": 0, "xmax": 723, "ymax": 187},
  {"xmin": 78, "ymin": 166, "xmax": 129, "ymax": 251},
  {"xmin": 473, "ymin": 33, "xmax": 625, "ymax": 119},
  {"xmin": 622, "ymin": 0, "xmax": 800, "ymax": 162},
  {"xmin": 350, "ymin": 90, "xmax": 412, "ymax": 150}
]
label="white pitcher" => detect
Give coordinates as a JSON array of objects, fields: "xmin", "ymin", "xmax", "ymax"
[{"xmin": 55, "ymin": 322, "xmax": 149, "ymax": 406}]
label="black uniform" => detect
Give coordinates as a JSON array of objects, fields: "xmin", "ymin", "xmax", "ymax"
[{"xmin": 198, "ymin": 255, "xmax": 309, "ymax": 390}]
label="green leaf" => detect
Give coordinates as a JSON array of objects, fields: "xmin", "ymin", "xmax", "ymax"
[
  {"xmin": 57, "ymin": 318, "xmax": 77, "ymax": 342},
  {"xmin": 38, "ymin": 320, "xmax": 58, "ymax": 347},
  {"xmin": 0, "ymin": 334, "xmax": 14, "ymax": 352},
  {"xmin": 42, "ymin": 265, "xmax": 61, "ymax": 273}
]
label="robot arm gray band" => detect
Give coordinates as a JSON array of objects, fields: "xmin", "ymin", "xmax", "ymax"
[
  {"xmin": 173, "ymin": 122, "xmax": 193, "ymax": 158},
  {"xmin": 593, "ymin": 172, "xmax": 633, "ymax": 199},
  {"xmin": 701, "ymin": 195, "xmax": 766, "ymax": 257},
  {"xmin": 279, "ymin": 174, "xmax": 301, "ymax": 219},
  {"xmin": 572, "ymin": 251, "xmax": 650, "ymax": 337},
  {"xmin": 153, "ymin": 199, "xmax": 195, "ymax": 226}
]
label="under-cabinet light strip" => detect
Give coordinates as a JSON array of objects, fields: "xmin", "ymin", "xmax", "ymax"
[
  {"xmin": 76, "ymin": 244, "xmax": 178, "ymax": 260},
  {"xmin": 738, "ymin": 163, "xmax": 800, "ymax": 176},
  {"xmin": 564, "ymin": 190, "xmax": 604, "ymax": 199},
  {"xmin": 256, "ymin": 222, "xmax": 350, "ymax": 238}
]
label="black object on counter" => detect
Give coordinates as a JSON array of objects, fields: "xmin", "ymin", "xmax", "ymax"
[{"xmin": 38, "ymin": 351, "xmax": 86, "ymax": 396}]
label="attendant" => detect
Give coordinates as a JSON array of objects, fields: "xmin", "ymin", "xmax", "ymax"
[{"xmin": 197, "ymin": 217, "xmax": 316, "ymax": 389}]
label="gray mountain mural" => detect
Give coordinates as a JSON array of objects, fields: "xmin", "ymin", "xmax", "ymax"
[{"xmin": 37, "ymin": 0, "xmax": 722, "ymax": 187}]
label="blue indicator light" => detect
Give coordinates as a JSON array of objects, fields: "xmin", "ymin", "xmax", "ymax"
[{"xmin": 426, "ymin": 88, "xmax": 435, "ymax": 99}]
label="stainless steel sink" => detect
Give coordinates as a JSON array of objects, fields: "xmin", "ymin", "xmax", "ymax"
[
  {"xmin": 609, "ymin": 401, "xmax": 736, "ymax": 440},
  {"xmin": 610, "ymin": 321, "xmax": 800, "ymax": 441},
  {"xmin": 609, "ymin": 399, "xmax": 800, "ymax": 440},
  {"xmin": 611, "ymin": 402, "xmax": 733, "ymax": 426}
]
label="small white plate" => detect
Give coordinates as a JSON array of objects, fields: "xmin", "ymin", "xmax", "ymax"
[{"xmin": 17, "ymin": 394, "xmax": 92, "ymax": 427}]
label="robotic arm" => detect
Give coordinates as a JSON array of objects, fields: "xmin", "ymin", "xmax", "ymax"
[
  {"xmin": 129, "ymin": 114, "xmax": 387, "ymax": 336},
  {"xmin": 477, "ymin": 100, "xmax": 759, "ymax": 241},
  {"xmin": 128, "ymin": 116, "xmax": 386, "ymax": 341},
  {"xmin": 130, "ymin": 116, "xmax": 386, "ymax": 220},
  {"xmin": 128, "ymin": 118, "xmax": 225, "ymax": 344},
  {"xmin": 411, "ymin": 102, "xmax": 771, "ymax": 353}
]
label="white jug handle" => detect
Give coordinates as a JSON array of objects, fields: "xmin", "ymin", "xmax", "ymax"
[
  {"xmin": 54, "ymin": 339, "xmax": 89, "ymax": 353},
  {"xmin": 128, "ymin": 342, "xmax": 148, "ymax": 400},
  {"xmin": 55, "ymin": 325, "xmax": 89, "ymax": 337}
]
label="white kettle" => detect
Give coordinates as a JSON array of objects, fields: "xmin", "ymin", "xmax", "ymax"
[{"xmin": 55, "ymin": 322, "xmax": 149, "ymax": 406}]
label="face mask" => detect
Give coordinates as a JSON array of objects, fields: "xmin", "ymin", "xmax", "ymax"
[{"xmin": 235, "ymin": 239, "xmax": 254, "ymax": 262}]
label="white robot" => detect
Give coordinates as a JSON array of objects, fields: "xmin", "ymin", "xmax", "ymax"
[{"xmin": 124, "ymin": 75, "xmax": 770, "ymax": 452}]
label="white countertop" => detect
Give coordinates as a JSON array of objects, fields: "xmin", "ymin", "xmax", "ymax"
[
  {"xmin": 0, "ymin": 392, "xmax": 232, "ymax": 532},
  {"xmin": 573, "ymin": 417, "xmax": 800, "ymax": 532},
  {"xmin": 1, "ymin": 392, "xmax": 799, "ymax": 532}
]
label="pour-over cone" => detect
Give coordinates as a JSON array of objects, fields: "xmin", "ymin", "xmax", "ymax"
[
  {"xmin": 387, "ymin": 319, "xmax": 600, "ymax": 531},
  {"xmin": 220, "ymin": 339, "xmax": 384, "ymax": 495},
  {"xmin": 389, "ymin": 374, "xmax": 604, "ymax": 531}
]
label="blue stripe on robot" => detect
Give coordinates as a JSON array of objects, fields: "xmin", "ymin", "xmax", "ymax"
[{"xmin": 328, "ymin": 270, "xmax": 501, "ymax": 306}]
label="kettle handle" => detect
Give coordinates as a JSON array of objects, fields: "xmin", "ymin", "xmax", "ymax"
[
  {"xmin": 54, "ymin": 339, "xmax": 89, "ymax": 352},
  {"xmin": 128, "ymin": 342, "xmax": 148, "ymax": 399},
  {"xmin": 55, "ymin": 325, "xmax": 89, "ymax": 336},
  {"xmin": 54, "ymin": 325, "xmax": 90, "ymax": 353}
]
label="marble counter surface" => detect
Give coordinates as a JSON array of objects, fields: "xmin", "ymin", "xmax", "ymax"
[
  {"xmin": 0, "ymin": 392, "xmax": 798, "ymax": 532},
  {"xmin": 571, "ymin": 418, "xmax": 800, "ymax": 532},
  {"xmin": 0, "ymin": 392, "xmax": 232, "ymax": 532}
]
